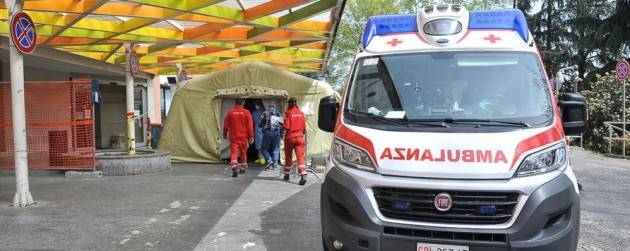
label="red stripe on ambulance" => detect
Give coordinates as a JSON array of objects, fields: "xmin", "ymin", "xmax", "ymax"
[
  {"xmin": 510, "ymin": 123, "xmax": 564, "ymax": 171},
  {"xmin": 335, "ymin": 124, "xmax": 377, "ymax": 163}
]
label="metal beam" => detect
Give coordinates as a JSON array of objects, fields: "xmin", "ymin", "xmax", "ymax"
[
  {"xmin": 166, "ymin": 20, "xmax": 185, "ymax": 31},
  {"xmin": 235, "ymin": 0, "xmax": 245, "ymax": 11},
  {"xmin": 143, "ymin": 0, "xmax": 325, "ymax": 57},
  {"xmin": 89, "ymin": 0, "xmax": 226, "ymax": 45},
  {"xmin": 279, "ymin": 0, "xmax": 337, "ymax": 26},
  {"xmin": 42, "ymin": 0, "xmax": 108, "ymax": 44},
  {"xmin": 243, "ymin": 0, "xmax": 311, "ymax": 21},
  {"xmin": 320, "ymin": 0, "xmax": 345, "ymax": 72},
  {"xmin": 247, "ymin": 0, "xmax": 337, "ymax": 39},
  {"xmin": 0, "ymin": 0, "xmax": 345, "ymax": 74},
  {"xmin": 103, "ymin": 43, "xmax": 124, "ymax": 62}
]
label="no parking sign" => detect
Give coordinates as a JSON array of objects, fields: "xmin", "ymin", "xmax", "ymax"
[
  {"xmin": 617, "ymin": 59, "xmax": 629, "ymax": 81},
  {"xmin": 10, "ymin": 12, "xmax": 37, "ymax": 54},
  {"xmin": 129, "ymin": 51, "xmax": 140, "ymax": 76}
]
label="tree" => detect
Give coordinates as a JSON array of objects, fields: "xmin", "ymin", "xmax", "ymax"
[
  {"xmin": 517, "ymin": 0, "xmax": 624, "ymax": 87},
  {"xmin": 590, "ymin": 0, "xmax": 630, "ymax": 79},
  {"xmin": 564, "ymin": 0, "xmax": 614, "ymax": 83},
  {"xmin": 324, "ymin": 0, "xmax": 425, "ymax": 90}
]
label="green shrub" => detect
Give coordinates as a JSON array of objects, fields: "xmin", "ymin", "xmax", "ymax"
[{"xmin": 581, "ymin": 71, "xmax": 627, "ymax": 153}]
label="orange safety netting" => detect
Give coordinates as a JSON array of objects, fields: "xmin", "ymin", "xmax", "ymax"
[{"xmin": 0, "ymin": 81, "xmax": 95, "ymax": 170}]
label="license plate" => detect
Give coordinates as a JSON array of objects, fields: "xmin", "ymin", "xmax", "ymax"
[{"xmin": 416, "ymin": 242, "xmax": 469, "ymax": 251}]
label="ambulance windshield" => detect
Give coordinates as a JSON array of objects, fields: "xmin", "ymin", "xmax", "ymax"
[{"xmin": 346, "ymin": 52, "xmax": 553, "ymax": 128}]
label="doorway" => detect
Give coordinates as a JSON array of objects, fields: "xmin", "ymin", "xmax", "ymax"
[
  {"xmin": 243, "ymin": 98, "xmax": 263, "ymax": 162},
  {"xmin": 219, "ymin": 98, "xmax": 284, "ymax": 163}
]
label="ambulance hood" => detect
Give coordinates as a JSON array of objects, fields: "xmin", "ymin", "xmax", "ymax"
[{"xmin": 338, "ymin": 123, "xmax": 563, "ymax": 179}]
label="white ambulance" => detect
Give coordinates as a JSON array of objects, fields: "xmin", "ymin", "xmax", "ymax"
[{"xmin": 318, "ymin": 5, "xmax": 587, "ymax": 251}]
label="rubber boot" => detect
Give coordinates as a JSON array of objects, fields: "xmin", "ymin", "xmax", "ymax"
[
  {"xmin": 232, "ymin": 169, "xmax": 238, "ymax": 178},
  {"xmin": 298, "ymin": 175, "xmax": 307, "ymax": 186},
  {"xmin": 283, "ymin": 174, "xmax": 290, "ymax": 181}
]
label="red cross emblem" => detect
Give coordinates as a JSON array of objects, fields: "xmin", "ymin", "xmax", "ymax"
[
  {"xmin": 484, "ymin": 34, "xmax": 501, "ymax": 44},
  {"xmin": 387, "ymin": 38, "xmax": 403, "ymax": 47}
]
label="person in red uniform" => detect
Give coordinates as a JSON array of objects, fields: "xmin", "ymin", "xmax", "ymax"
[
  {"xmin": 223, "ymin": 98, "xmax": 254, "ymax": 177},
  {"xmin": 283, "ymin": 97, "xmax": 308, "ymax": 185}
]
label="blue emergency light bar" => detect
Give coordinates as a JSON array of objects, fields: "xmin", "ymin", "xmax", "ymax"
[
  {"xmin": 361, "ymin": 14, "xmax": 417, "ymax": 49},
  {"xmin": 468, "ymin": 9, "xmax": 529, "ymax": 42},
  {"xmin": 361, "ymin": 9, "xmax": 529, "ymax": 48}
]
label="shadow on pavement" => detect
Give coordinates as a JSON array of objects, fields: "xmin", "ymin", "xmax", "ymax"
[
  {"xmin": 254, "ymin": 181, "xmax": 323, "ymax": 251},
  {"xmin": 0, "ymin": 163, "xmax": 262, "ymax": 250}
]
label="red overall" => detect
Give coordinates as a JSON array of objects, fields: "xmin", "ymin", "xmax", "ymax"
[
  {"xmin": 223, "ymin": 104, "xmax": 253, "ymax": 170},
  {"xmin": 283, "ymin": 106, "xmax": 307, "ymax": 175}
]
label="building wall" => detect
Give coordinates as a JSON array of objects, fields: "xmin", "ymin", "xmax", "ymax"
[
  {"xmin": 1, "ymin": 60, "xmax": 153, "ymax": 150},
  {"xmin": 1, "ymin": 63, "xmax": 70, "ymax": 82}
]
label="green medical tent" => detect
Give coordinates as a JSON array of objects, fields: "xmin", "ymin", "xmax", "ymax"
[{"xmin": 159, "ymin": 61, "xmax": 338, "ymax": 163}]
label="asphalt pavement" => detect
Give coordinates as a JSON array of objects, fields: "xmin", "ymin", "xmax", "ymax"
[
  {"xmin": 570, "ymin": 148, "xmax": 630, "ymax": 251},
  {"xmin": 0, "ymin": 147, "xmax": 628, "ymax": 251}
]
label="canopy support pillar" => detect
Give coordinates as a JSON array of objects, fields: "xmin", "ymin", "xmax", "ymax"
[
  {"xmin": 125, "ymin": 43, "xmax": 136, "ymax": 155},
  {"xmin": 6, "ymin": 0, "xmax": 35, "ymax": 207}
]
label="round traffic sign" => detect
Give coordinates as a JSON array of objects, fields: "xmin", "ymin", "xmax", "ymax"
[
  {"xmin": 129, "ymin": 51, "xmax": 140, "ymax": 76},
  {"xmin": 617, "ymin": 59, "xmax": 629, "ymax": 81},
  {"xmin": 10, "ymin": 12, "xmax": 37, "ymax": 54},
  {"xmin": 179, "ymin": 70, "xmax": 188, "ymax": 81}
]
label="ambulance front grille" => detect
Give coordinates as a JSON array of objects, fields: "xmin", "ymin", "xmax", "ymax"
[{"xmin": 373, "ymin": 187, "xmax": 519, "ymax": 225}]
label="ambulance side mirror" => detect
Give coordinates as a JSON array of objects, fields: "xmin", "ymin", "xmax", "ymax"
[
  {"xmin": 318, "ymin": 95, "xmax": 339, "ymax": 133},
  {"xmin": 558, "ymin": 93, "xmax": 588, "ymax": 135}
]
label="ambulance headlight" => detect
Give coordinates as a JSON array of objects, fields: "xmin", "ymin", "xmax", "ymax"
[
  {"xmin": 515, "ymin": 141, "xmax": 567, "ymax": 177},
  {"xmin": 332, "ymin": 139, "xmax": 376, "ymax": 172},
  {"xmin": 423, "ymin": 19, "xmax": 462, "ymax": 36}
]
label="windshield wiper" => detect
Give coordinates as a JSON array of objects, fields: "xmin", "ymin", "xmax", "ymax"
[
  {"xmin": 445, "ymin": 118, "xmax": 532, "ymax": 128},
  {"xmin": 347, "ymin": 110, "xmax": 449, "ymax": 128},
  {"xmin": 347, "ymin": 109, "xmax": 404, "ymax": 126}
]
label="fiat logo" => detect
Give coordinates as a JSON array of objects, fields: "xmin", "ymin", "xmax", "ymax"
[{"xmin": 434, "ymin": 193, "xmax": 452, "ymax": 212}]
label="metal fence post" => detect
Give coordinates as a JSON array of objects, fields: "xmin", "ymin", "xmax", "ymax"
[
  {"xmin": 623, "ymin": 80, "xmax": 626, "ymax": 156},
  {"xmin": 608, "ymin": 125, "xmax": 612, "ymax": 154}
]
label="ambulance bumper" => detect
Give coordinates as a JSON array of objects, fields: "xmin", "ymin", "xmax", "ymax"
[{"xmin": 321, "ymin": 167, "xmax": 580, "ymax": 251}]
